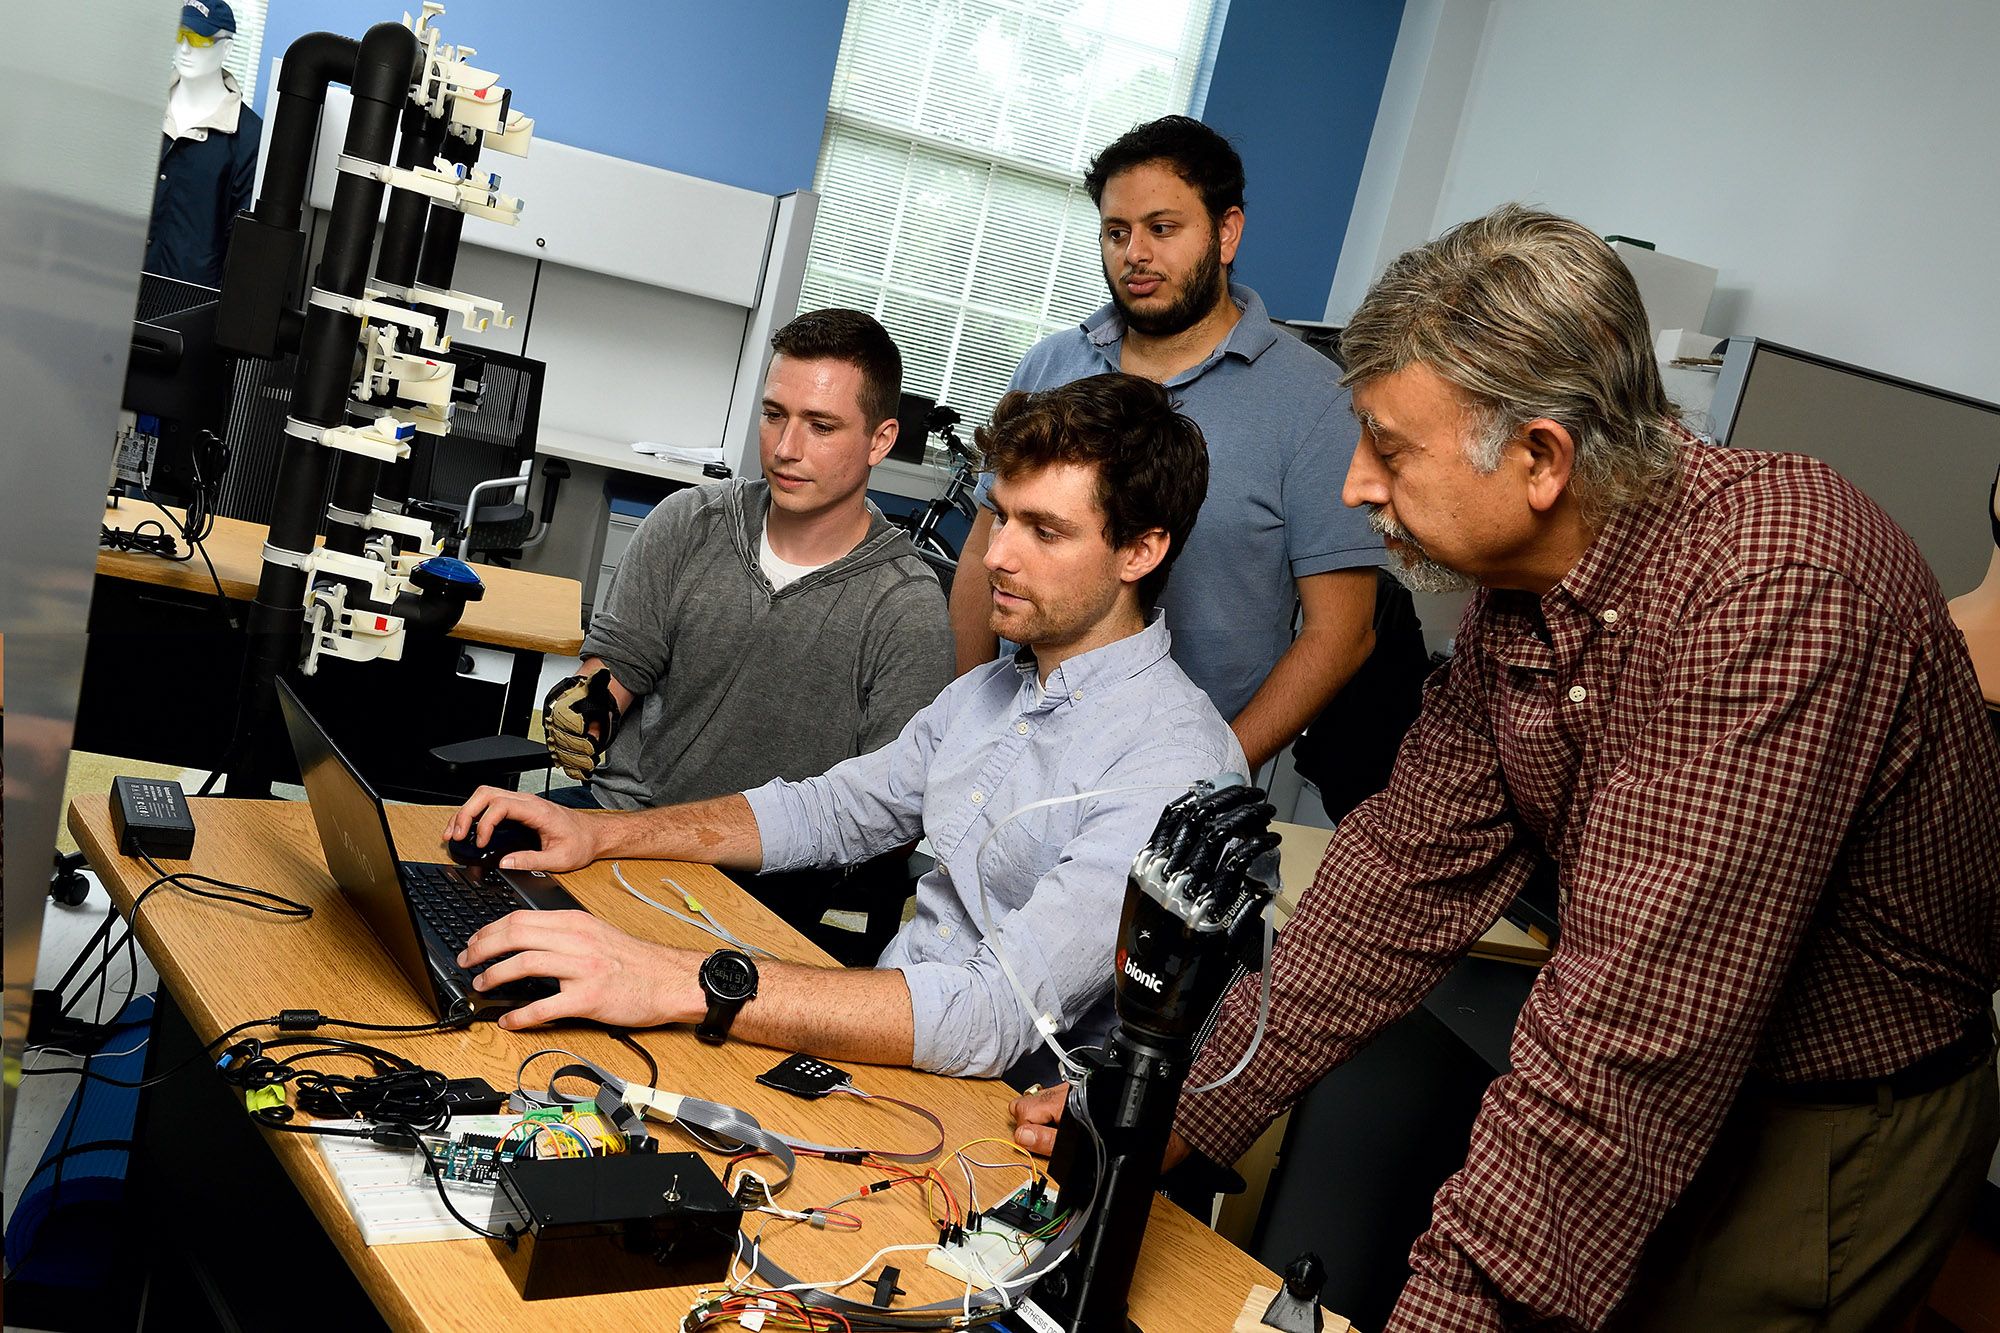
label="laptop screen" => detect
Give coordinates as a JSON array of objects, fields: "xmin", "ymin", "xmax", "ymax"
[{"xmin": 275, "ymin": 678, "xmax": 451, "ymax": 1014}]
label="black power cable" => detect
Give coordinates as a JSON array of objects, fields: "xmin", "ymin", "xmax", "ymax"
[
  {"xmin": 11, "ymin": 1139, "xmax": 135, "ymax": 1189},
  {"xmin": 5, "ymin": 846, "xmax": 264, "ymax": 1281},
  {"xmin": 608, "ymin": 1028, "xmax": 659, "ymax": 1088},
  {"xmin": 219, "ymin": 1033, "xmax": 515, "ymax": 1242}
]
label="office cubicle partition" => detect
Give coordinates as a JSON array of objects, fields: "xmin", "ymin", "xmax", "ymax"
[{"xmin": 1710, "ymin": 338, "xmax": 2000, "ymax": 597}]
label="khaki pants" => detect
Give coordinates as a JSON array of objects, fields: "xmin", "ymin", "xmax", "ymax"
[{"xmin": 1606, "ymin": 1053, "xmax": 1999, "ymax": 1332}]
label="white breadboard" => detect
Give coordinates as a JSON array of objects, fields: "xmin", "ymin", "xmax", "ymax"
[
  {"xmin": 925, "ymin": 1220, "xmax": 1043, "ymax": 1285},
  {"xmin": 311, "ymin": 1118, "xmax": 526, "ymax": 1245}
]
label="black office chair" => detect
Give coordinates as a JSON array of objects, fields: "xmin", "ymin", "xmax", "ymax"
[
  {"xmin": 396, "ymin": 347, "xmax": 568, "ymax": 790},
  {"xmin": 407, "ymin": 345, "xmax": 564, "ymax": 566}
]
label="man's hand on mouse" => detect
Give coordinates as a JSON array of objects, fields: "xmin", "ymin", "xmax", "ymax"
[
  {"xmin": 457, "ymin": 910, "xmax": 706, "ymax": 1030},
  {"xmin": 445, "ymin": 786, "xmax": 601, "ymax": 873}
]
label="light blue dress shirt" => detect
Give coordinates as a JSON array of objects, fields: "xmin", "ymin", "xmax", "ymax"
[
  {"xmin": 743, "ymin": 615, "xmax": 1244, "ymax": 1082},
  {"xmin": 980, "ymin": 282, "xmax": 1386, "ymax": 721}
]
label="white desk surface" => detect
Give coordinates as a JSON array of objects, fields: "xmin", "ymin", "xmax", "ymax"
[
  {"xmin": 538, "ymin": 426, "xmax": 713, "ymax": 487},
  {"xmin": 537, "ymin": 427, "xmax": 956, "ymax": 503}
]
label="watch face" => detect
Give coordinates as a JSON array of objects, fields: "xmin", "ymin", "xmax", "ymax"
[{"xmin": 702, "ymin": 951, "xmax": 758, "ymax": 1002}]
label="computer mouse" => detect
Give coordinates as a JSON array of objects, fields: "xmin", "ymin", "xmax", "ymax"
[{"xmin": 447, "ymin": 818, "xmax": 542, "ymax": 871}]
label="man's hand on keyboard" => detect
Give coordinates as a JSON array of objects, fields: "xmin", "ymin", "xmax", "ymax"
[
  {"xmin": 445, "ymin": 786, "xmax": 600, "ymax": 873},
  {"xmin": 457, "ymin": 909, "xmax": 705, "ymax": 1031}
]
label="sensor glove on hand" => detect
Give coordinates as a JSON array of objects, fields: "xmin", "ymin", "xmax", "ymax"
[{"xmin": 543, "ymin": 667, "xmax": 622, "ymax": 780}]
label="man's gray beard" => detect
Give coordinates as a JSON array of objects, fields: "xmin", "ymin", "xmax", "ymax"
[{"xmin": 1367, "ymin": 507, "xmax": 1478, "ymax": 595}]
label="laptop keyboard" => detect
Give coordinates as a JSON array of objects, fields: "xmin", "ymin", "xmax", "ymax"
[{"xmin": 401, "ymin": 861, "xmax": 523, "ymax": 958}]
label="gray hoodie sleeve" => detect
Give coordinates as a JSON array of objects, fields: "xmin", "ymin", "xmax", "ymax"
[
  {"xmin": 580, "ymin": 489, "xmax": 700, "ymax": 697},
  {"xmin": 855, "ymin": 575, "xmax": 955, "ymax": 755}
]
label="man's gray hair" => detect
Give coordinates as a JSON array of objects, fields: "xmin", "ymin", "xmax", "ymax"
[{"xmin": 1340, "ymin": 204, "xmax": 1681, "ymax": 519}]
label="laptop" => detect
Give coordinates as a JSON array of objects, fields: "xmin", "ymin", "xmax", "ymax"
[{"xmin": 276, "ymin": 676, "xmax": 585, "ymax": 1019}]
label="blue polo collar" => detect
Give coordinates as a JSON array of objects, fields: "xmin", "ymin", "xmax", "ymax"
[{"xmin": 1081, "ymin": 280, "xmax": 1280, "ymax": 369}]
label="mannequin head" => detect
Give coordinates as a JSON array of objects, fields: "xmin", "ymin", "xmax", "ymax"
[{"xmin": 175, "ymin": 1, "xmax": 237, "ymax": 82}]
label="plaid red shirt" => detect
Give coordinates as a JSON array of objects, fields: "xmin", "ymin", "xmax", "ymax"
[{"xmin": 1177, "ymin": 440, "xmax": 2000, "ymax": 1330}]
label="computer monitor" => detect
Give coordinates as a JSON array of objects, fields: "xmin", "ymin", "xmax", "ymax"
[
  {"xmin": 121, "ymin": 272, "xmax": 234, "ymax": 510},
  {"xmin": 1274, "ymin": 319, "xmax": 1345, "ymax": 369},
  {"xmin": 125, "ymin": 273, "xmax": 227, "ymax": 429},
  {"xmin": 888, "ymin": 390, "xmax": 936, "ymax": 466},
  {"xmin": 1710, "ymin": 338, "xmax": 2000, "ymax": 596}
]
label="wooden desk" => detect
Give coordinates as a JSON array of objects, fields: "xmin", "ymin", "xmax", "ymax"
[
  {"xmin": 88, "ymin": 503, "xmax": 582, "ymax": 786},
  {"xmin": 98, "ymin": 500, "xmax": 584, "ymax": 657},
  {"xmin": 71, "ymin": 796, "xmax": 1322, "ymax": 1332},
  {"xmin": 1273, "ymin": 822, "xmax": 1550, "ymax": 965}
]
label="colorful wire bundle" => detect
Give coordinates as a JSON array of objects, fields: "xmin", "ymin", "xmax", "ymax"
[
  {"xmin": 682, "ymin": 1287, "xmax": 855, "ymax": 1331},
  {"xmin": 494, "ymin": 1105, "xmax": 626, "ymax": 1159}
]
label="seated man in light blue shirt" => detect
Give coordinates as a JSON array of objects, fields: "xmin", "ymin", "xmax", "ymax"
[{"xmin": 447, "ymin": 373, "xmax": 1246, "ymax": 1084}]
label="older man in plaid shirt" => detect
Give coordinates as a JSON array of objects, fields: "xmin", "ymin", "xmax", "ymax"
[{"xmin": 1015, "ymin": 205, "xmax": 2000, "ymax": 1332}]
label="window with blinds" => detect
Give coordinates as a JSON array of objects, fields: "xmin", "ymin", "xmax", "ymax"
[
  {"xmin": 199, "ymin": 0, "xmax": 270, "ymax": 108},
  {"xmin": 801, "ymin": 0, "xmax": 1222, "ymax": 466}
]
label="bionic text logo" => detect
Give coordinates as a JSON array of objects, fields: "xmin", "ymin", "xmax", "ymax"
[{"xmin": 1122, "ymin": 956, "xmax": 1165, "ymax": 993}]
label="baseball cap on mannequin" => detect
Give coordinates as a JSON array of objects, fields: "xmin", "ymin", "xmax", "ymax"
[{"xmin": 179, "ymin": 0, "xmax": 238, "ymax": 40}]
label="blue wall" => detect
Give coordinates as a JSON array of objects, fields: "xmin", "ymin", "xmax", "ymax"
[
  {"xmin": 1202, "ymin": 0, "xmax": 1406, "ymax": 321},
  {"xmin": 252, "ymin": 2, "xmax": 1404, "ymax": 319},
  {"xmin": 254, "ymin": 0, "xmax": 843, "ymax": 195}
]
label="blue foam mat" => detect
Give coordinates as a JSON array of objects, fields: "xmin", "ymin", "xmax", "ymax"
[{"xmin": 5, "ymin": 993, "xmax": 155, "ymax": 1282}]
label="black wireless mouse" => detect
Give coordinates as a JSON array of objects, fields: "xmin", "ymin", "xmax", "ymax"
[{"xmin": 446, "ymin": 818, "xmax": 542, "ymax": 871}]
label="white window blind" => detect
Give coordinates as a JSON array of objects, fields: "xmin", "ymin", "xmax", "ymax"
[
  {"xmin": 224, "ymin": 0, "xmax": 269, "ymax": 109},
  {"xmin": 802, "ymin": 0, "xmax": 1221, "ymax": 464}
]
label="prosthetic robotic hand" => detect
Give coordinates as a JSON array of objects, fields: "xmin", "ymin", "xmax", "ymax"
[
  {"xmin": 541, "ymin": 667, "xmax": 622, "ymax": 780},
  {"xmin": 1035, "ymin": 775, "xmax": 1281, "ymax": 1332}
]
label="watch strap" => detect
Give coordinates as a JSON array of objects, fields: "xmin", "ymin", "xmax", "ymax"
[{"xmin": 696, "ymin": 995, "xmax": 741, "ymax": 1045}]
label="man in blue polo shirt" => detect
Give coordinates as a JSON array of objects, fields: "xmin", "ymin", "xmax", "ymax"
[{"xmin": 948, "ymin": 116, "xmax": 1385, "ymax": 770}]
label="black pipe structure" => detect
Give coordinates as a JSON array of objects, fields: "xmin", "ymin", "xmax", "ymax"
[
  {"xmin": 221, "ymin": 21, "xmax": 421, "ymax": 796},
  {"xmin": 320, "ymin": 89, "xmax": 444, "ymax": 569},
  {"xmin": 370, "ymin": 123, "xmax": 484, "ymax": 526}
]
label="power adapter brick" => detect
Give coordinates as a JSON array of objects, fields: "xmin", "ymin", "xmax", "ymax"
[{"xmin": 110, "ymin": 775, "xmax": 198, "ymax": 859}]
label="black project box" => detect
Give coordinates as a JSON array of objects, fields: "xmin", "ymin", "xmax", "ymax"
[{"xmin": 491, "ymin": 1152, "xmax": 742, "ymax": 1300}]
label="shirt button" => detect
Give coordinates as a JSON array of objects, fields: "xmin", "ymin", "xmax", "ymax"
[
  {"xmin": 938, "ymin": 923, "xmax": 954, "ymax": 940},
  {"xmin": 970, "ymin": 791, "xmax": 984, "ymax": 804},
  {"xmin": 1071, "ymin": 690, "xmax": 1083, "ymax": 702},
  {"xmin": 1567, "ymin": 685, "xmax": 1588, "ymax": 703},
  {"xmin": 159, "ymin": 173, "xmax": 167, "ymax": 181},
  {"xmin": 1601, "ymin": 608, "xmax": 1620, "ymax": 625},
  {"xmin": 1015, "ymin": 721, "xmax": 1029, "ymax": 735}
]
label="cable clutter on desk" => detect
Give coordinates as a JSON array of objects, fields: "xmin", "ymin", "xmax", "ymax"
[{"xmin": 44, "ymin": 752, "xmax": 1278, "ymax": 1328}]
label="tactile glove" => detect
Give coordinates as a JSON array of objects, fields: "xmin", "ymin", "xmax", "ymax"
[{"xmin": 542, "ymin": 667, "xmax": 622, "ymax": 781}]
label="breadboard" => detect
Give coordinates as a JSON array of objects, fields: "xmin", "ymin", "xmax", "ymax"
[
  {"xmin": 312, "ymin": 1118, "xmax": 527, "ymax": 1245},
  {"xmin": 924, "ymin": 1221, "xmax": 1043, "ymax": 1284}
]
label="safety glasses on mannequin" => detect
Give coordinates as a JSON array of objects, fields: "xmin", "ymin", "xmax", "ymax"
[{"xmin": 177, "ymin": 25, "xmax": 219, "ymax": 47}]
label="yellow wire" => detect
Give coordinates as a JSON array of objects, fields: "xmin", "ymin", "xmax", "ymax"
[{"xmin": 954, "ymin": 1136, "xmax": 1037, "ymax": 1169}]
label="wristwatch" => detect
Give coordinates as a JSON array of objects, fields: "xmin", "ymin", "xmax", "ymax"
[{"xmin": 695, "ymin": 949, "xmax": 759, "ymax": 1045}]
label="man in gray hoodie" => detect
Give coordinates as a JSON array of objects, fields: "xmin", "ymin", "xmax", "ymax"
[{"xmin": 540, "ymin": 308, "xmax": 954, "ymax": 954}]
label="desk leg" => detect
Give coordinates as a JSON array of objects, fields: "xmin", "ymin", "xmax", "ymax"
[
  {"xmin": 131, "ymin": 993, "xmax": 389, "ymax": 1332},
  {"xmin": 504, "ymin": 649, "xmax": 544, "ymax": 731}
]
